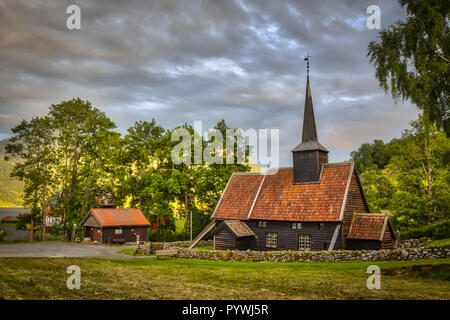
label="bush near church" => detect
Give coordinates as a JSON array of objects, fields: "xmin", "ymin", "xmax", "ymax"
[{"xmin": 400, "ymin": 219, "xmax": 450, "ymax": 240}]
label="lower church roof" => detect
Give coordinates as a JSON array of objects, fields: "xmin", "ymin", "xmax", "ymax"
[
  {"xmin": 348, "ymin": 213, "xmax": 391, "ymax": 241},
  {"xmin": 212, "ymin": 162, "xmax": 353, "ymax": 222}
]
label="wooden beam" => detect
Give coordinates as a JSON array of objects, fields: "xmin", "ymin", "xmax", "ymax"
[
  {"xmin": 328, "ymin": 224, "xmax": 341, "ymax": 251},
  {"xmin": 188, "ymin": 219, "xmax": 216, "ymax": 249}
]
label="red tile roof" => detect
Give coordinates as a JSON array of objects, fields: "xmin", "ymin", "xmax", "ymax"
[
  {"xmin": 1, "ymin": 215, "xmax": 16, "ymax": 222},
  {"xmin": 223, "ymin": 220, "xmax": 255, "ymax": 238},
  {"xmin": 84, "ymin": 208, "xmax": 150, "ymax": 227},
  {"xmin": 348, "ymin": 213, "xmax": 388, "ymax": 240},
  {"xmin": 213, "ymin": 162, "xmax": 352, "ymax": 222},
  {"xmin": 212, "ymin": 174, "xmax": 264, "ymax": 220}
]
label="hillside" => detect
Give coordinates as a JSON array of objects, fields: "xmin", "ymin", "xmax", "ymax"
[{"xmin": 0, "ymin": 139, "xmax": 24, "ymax": 207}]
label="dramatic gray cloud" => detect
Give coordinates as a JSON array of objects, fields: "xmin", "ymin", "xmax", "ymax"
[{"xmin": 0, "ymin": 0, "xmax": 418, "ymax": 165}]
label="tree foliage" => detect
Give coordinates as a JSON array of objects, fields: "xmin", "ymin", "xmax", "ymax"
[
  {"xmin": 4, "ymin": 98, "xmax": 251, "ymax": 241},
  {"xmin": 352, "ymin": 114, "xmax": 450, "ymax": 232},
  {"xmin": 368, "ymin": 0, "xmax": 450, "ymax": 135}
]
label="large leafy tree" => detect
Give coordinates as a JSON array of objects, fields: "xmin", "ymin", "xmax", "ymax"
[
  {"xmin": 387, "ymin": 115, "xmax": 450, "ymax": 227},
  {"xmin": 353, "ymin": 115, "xmax": 450, "ymax": 231},
  {"xmin": 368, "ymin": 0, "xmax": 450, "ymax": 135},
  {"xmin": 4, "ymin": 117, "xmax": 54, "ymax": 240},
  {"xmin": 350, "ymin": 139, "xmax": 393, "ymax": 173},
  {"xmin": 49, "ymin": 98, "xmax": 118, "ymax": 238}
]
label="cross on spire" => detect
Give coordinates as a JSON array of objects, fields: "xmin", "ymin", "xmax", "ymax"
[{"xmin": 304, "ymin": 52, "xmax": 311, "ymax": 77}]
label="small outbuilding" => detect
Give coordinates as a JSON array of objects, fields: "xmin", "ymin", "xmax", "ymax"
[
  {"xmin": 1, "ymin": 215, "xmax": 18, "ymax": 224},
  {"xmin": 214, "ymin": 220, "xmax": 257, "ymax": 250},
  {"xmin": 346, "ymin": 213, "xmax": 395, "ymax": 250},
  {"xmin": 80, "ymin": 208, "xmax": 150, "ymax": 244}
]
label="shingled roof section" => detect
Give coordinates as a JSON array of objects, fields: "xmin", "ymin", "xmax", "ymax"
[
  {"xmin": 212, "ymin": 162, "xmax": 352, "ymax": 222},
  {"xmin": 251, "ymin": 163, "xmax": 351, "ymax": 221},
  {"xmin": 212, "ymin": 173, "xmax": 264, "ymax": 220},
  {"xmin": 224, "ymin": 220, "xmax": 255, "ymax": 238},
  {"xmin": 86, "ymin": 208, "xmax": 151, "ymax": 227},
  {"xmin": 348, "ymin": 213, "xmax": 389, "ymax": 240}
]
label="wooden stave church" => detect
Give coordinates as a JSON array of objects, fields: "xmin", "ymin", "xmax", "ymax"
[{"xmin": 193, "ymin": 69, "xmax": 395, "ymax": 252}]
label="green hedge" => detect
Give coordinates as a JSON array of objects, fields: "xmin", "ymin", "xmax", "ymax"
[{"xmin": 401, "ymin": 219, "xmax": 450, "ymax": 240}]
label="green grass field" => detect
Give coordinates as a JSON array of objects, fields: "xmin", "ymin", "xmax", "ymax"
[
  {"xmin": 426, "ymin": 238, "xmax": 450, "ymax": 247},
  {"xmin": 118, "ymin": 248, "xmax": 153, "ymax": 256},
  {"xmin": 0, "ymin": 257, "xmax": 448, "ymax": 300}
]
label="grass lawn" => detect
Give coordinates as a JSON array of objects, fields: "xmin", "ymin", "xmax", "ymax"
[
  {"xmin": 118, "ymin": 248, "xmax": 153, "ymax": 256},
  {"xmin": 194, "ymin": 245, "xmax": 214, "ymax": 250},
  {"xmin": 426, "ymin": 238, "xmax": 450, "ymax": 247},
  {"xmin": 0, "ymin": 257, "xmax": 448, "ymax": 300}
]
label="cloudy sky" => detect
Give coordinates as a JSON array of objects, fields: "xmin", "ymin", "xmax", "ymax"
[{"xmin": 0, "ymin": 0, "xmax": 418, "ymax": 166}]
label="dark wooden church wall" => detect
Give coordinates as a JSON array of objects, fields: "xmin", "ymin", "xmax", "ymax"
[
  {"xmin": 214, "ymin": 222, "xmax": 236, "ymax": 250},
  {"xmin": 247, "ymin": 220, "xmax": 337, "ymax": 251},
  {"xmin": 342, "ymin": 171, "xmax": 369, "ymax": 248},
  {"xmin": 346, "ymin": 239, "xmax": 381, "ymax": 250}
]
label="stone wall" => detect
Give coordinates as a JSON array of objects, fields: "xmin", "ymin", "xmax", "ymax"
[
  {"xmin": 173, "ymin": 245, "xmax": 450, "ymax": 262},
  {"xmin": 400, "ymin": 237, "xmax": 432, "ymax": 248},
  {"xmin": 135, "ymin": 240, "xmax": 213, "ymax": 254}
]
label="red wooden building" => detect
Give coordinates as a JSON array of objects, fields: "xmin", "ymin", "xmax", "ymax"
[{"xmin": 80, "ymin": 208, "xmax": 150, "ymax": 244}]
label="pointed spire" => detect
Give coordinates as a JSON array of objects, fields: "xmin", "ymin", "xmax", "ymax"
[
  {"xmin": 301, "ymin": 74, "xmax": 318, "ymax": 143},
  {"xmin": 291, "ymin": 54, "xmax": 328, "ymax": 153}
]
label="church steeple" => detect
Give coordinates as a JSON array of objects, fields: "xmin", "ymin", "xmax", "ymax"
[
  {"xmin": 302, "ymin": 75, "xmax": 318, "ymax": 143},
  {"xmin": 291, "ymin": 54, "xmax": 329, "ymax": 184}
]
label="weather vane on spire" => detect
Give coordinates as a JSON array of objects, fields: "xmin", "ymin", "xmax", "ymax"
[{"xmin": 304, "ymin": 52, "xmax": 311, "ymax": 76}]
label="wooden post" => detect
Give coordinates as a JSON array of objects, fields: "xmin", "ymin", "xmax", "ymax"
[{"xmin": 190, "ymin": 211, "xmax": 192, "ymax": 242}]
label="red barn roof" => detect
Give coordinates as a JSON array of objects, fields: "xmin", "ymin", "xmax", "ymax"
[
  {"xmin": 81, "ymin": 208, "xmax": 150, "ymax": 227},
  {"xmin": 1, "ymin": 215, "xmax": 16, "ymax": 222},
  {"xmin": 348, "ymin": 213, "xmax": 391, "ymax": 240},
  {"xmin": 212, "ymin": 162, "xmax": 352, "ymax": 222}
]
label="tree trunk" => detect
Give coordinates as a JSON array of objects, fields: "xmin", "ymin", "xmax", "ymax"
[
  {"xmin": 41, "ymin": 188, "xmax": 47, "ymax": 241},
  {"xmin": 424, "ymin": 137, "xmax": 435, "ymax": 223},
  {"xmin": 183, "ymin": 193, "xmax": 189, "ymax": 238},
  {"xmin": 30, "ymin": 216, "xmax": 35, "ymax": 242}
]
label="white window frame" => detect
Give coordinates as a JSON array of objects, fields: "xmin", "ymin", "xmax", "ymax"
[
  {"xmin": 115, "ymin": 228, "xmax": 123, "ymax": 235},
  {"xmin": 292, "ymin": 222, "xmax": 302, "ymax": 229},
  {"xmin": 265, "ymin": 232, "xmax": 277, "ymax": 248},
  {"xmin": 258, "ymin": 221, "xmax": 267, "ymax": 228},
  {"xmin": 299, "ymin": 234, "xmax": 311, "ymax": 250}
]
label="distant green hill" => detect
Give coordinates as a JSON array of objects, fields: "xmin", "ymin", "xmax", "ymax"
[{"xmin": 0, "ymin": 139, "xmax": 24, "ymax": 207}]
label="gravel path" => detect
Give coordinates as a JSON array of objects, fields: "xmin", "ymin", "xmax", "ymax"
[{"xmin": 0, "ymin": 241, "xmax": 154, "ymax": 259}]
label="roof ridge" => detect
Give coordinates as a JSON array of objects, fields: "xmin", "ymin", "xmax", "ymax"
[
  {"xmin": 324, "ymin": 161, "xmax": 352, "ymax": 167},
  {"xmin": 353, "ymin": 212, "xmax": 388, "ymax": 216},
  {"xmin": 246, "ymin": 173, "xmax": 267, "ymax": 220},
  {"xmin": 232, "ymin": 172, "xmax": 264, "ymax": 176}
]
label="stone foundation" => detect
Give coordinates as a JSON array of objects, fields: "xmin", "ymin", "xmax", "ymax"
[
  {"xmin": 173, "ymin": 245, "xmax": 450, "ymax": 262},
  {"xmin": 134, "ymin": 240, "xmax": 213, "ymax": 254}
]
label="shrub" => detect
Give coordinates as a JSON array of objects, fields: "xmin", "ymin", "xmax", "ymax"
[
  {"xmin": 147, "ymin": 229, "xmax": 188, "ymax": 242},
  {"xmin": 401, "ymin": 219, "xmax": 450, "ymax": 240},
  {"xmin": 0, "ymin": 229, "xmax": 6, "ymax": 241}
]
